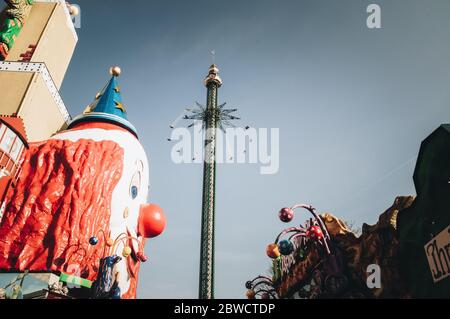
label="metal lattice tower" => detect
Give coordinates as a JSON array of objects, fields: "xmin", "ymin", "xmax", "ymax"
[
  {"xmin": 199, "ymin": 65, "xmax": 221, "ymax": 299},
  {"xmin": 182, "ymin": 64, "xmax": 240, "ymax": 299}
]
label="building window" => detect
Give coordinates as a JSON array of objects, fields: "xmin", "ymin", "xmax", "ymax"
[
  {"xmin": 9, "ymin": 139, "xmax": 23, "ymax": 162},
  {"xmin": 0, "ymin": 127, "xmax": 17, "ymax": 156}
]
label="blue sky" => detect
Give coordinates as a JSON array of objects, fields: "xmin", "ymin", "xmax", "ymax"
[{"xmin": 13, "ymin": 0, "xmax": 450, "ymax": 298}]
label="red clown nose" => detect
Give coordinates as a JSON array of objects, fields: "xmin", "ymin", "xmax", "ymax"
[{"xmin": 138, "ymin": 204, "xmax": 167, "ymax": 238}]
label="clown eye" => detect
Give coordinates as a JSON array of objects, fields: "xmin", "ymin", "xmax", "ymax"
[
  {"xmin": 131, "ymin": 186, "xmax": 138, "ymax": 199},
  {"xmin": 130, "ymin": 172, "xmax": 141, "ymax": 200}
]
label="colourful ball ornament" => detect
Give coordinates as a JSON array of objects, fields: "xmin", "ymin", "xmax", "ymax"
[
  {"xmin": 69, "ymin": 5, "xmax": 79, "ymax": 16},
  {"xmin": 138, "ymin": 204, "xmax": 167, "ymax": 238},
  {"xmin": 122, "ymin": 246, "xmax": 132, "ymax": 258},
  {"xmin": 246, "ymin": 289, "xmax": 256, "ymax": 299},
  {"xmin": 278, "ymin": 240, "xmax": 294, "ymax": 256},
  {"xmin": 109, "ymin": 66, "xmax": 122, "ymax": 77},
  {"xmin": 308, "ymin": 225, "xmax": 324, "ymax": 239},
  {"xmin": 89, "ymin": 237, "xmax": 98, "ymax": 246},
  {"xmin": 261, "ymin": 292, "xmax": 270, "ymax": 300},
  {"xmin": 266, "ymin": 243, "xmax": 281, "ymax": 259},
  {"xmin": 279, "ymin": 208, "xmax": 294, "ymax": 223}
]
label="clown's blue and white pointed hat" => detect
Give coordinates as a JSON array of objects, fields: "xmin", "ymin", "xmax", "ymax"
[{"xmin": 68, "ymin": 66, "xmax": 138, "ymax": 137}]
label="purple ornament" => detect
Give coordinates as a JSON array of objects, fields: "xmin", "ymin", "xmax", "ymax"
[
  {"xmin": 261, "ymin": 292, "xmax": 270, "ymax": 299},
  {"xmin": 279, "ymin": 207, "xmax": 294, "ymax": 223}
]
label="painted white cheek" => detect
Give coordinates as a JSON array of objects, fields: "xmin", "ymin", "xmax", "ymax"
[
  {"xmin": 111, "ymin": 139, "xmax": 149, "ymax": 295},
  {"xmin": 127, "ymin": 161, "xmax": 150, "ymax": 235},
  {"xmin": 116, "ymin": 258, "xmax": 130, "ymax": 295},
  {"xmin": 110, "ymin": 157, "xmax": 132, "ymax": 231},
  {"xmin": 109, "ymin": 133, "xmax": 145, "ymax": 234},
  {"xmin": 117, "ymin": 151, "xmax": 149, "ymax": 296}
]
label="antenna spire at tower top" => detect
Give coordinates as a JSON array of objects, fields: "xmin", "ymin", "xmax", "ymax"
[{"xmin": 210, "ymin": 49, "xmax": 216, "ymax": 65}]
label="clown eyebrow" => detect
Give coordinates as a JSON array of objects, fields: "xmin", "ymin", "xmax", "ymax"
[{"xmin": 135, "ymin": 160, "xmax": 144, "ymax": 172}]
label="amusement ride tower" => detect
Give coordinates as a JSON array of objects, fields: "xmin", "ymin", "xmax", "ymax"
[
  {"xmin": 182, "ymin": 65, "xmax": 239, "ymax": 299},
  {"xmin": 199, "ymin": 65, "xmax": 222, "ymax": 299}
]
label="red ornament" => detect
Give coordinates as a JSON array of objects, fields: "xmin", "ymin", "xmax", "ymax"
[
  {"xmin": 279, "ymin": 207, "xmax": 294, "ymax": 223},
  {"xmin": 136, "ymin": 252, "xmax": 148, "ymax": 262},
  {"xmin": 308, "ymin": 225, "xmax": 324, "ymax": 239},
  {"xmin": 138, "ymin": 204, "xmax": 167, "ymax": 238}
]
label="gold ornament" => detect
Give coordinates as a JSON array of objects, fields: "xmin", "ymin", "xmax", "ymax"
[
  {"xmin": 69, "ymin": 5, "xmax": 80, "ymax": 17},
  {"xmin": 122, "ymin": 246, "xmax": 132, "ymax": 258},
  {"xmin": 109, "ymin": 66, "xmax": 121, "ymax": 77}
]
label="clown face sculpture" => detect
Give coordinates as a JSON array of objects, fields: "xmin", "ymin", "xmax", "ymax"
[{"xmin": 0, "ymin": 68, "xmax": 166, "ymax": 298}]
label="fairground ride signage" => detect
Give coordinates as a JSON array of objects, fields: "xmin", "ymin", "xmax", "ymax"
[{"xmin": 424, "ymin": 225, "xmax": 450, "ymax": 284}]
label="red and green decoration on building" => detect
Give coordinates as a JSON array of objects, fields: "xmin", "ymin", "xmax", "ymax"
[
  {"xmin": 0, "ymin": 0, "xmax": 33, "ymax": 60},
  {"xmin": 246, "ymin": 203, "xmax": 377, "ymax": 299},
  {"xmin": 264, "ymin": 204, "xmax": 350, "ymax": 299}
]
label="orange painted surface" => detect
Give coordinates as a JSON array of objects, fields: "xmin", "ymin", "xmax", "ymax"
[
  {"xmin": 0, "ymin": 176, "xmax": 12, "ymax": 204},
  {"xmin": 0, "ymin": 139, "xmax": 124, "ymax": 283}
]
